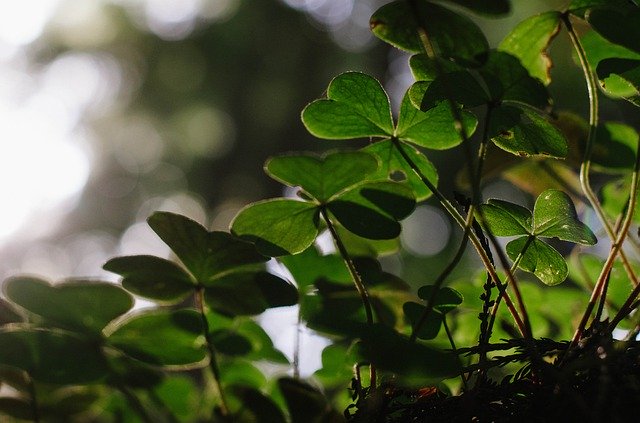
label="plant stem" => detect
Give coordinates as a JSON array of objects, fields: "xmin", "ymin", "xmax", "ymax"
[
  {"xmin": 563, "ymin": 12, "xmax": 639, "ymax": 287},
  {"xmin": 569, "ymin": 135, "xmax": 640, "ymax": 349},
  {"xmin": 391, "ymin": 138, "xmax": 528, "ymax": 338},
  {"xmin": 320, "ymin": 206, "xmax": 376, "ymax": 389},
  {"xmin": 410, "ymin": 214, "xmax": 470, "ymax": 342},
  {"xmin": 442, "ymin": 316, "xmax": 468, "ymax": 390},
  {"xmin": 486, "ymin": 234, "xmax": 535, "ymax": 338},
  {"xmin": 195, "ymin": 287, "xmax": 230, "ymax": 417}
]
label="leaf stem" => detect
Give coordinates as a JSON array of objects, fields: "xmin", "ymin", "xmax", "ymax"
[
  {"xmin": 320, "ymin": 206, "xmax": 376, "ymax": 389},
  {"xmin": 195, "ymin": 287, "xmax": 230, "ymax": 417},
  {"xmin": 391, "ymin": 137, "xmax": 528, "ymax": 338}
]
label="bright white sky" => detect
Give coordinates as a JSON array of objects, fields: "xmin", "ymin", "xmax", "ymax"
[{"xmin": 0, "ymin": 0, "xmax": 91, "ymax": 243}]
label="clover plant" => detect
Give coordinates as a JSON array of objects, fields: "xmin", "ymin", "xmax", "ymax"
[{"xmin": 2, "ymin": 0, "xmax": 640, "ymax": 421}]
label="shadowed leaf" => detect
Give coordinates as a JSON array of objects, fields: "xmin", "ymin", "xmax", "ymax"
[
  {"xmin": 4, "ymin": 277, "xmax": 133, "ymax": 335},
  {"xmin": 507, "ymin": 237, "xmax": 568, "ymax": 286},
  {"xmin": 104, "ymin": 255, "xmax": 194, "ymax": 304}
]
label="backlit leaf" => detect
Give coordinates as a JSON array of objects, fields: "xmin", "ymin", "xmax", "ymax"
[
  {"xmin": 417, "ymin": 70, "xmax": 489, "ymax": 110},
  {"xmin": 107, "ymin": 309, "xmax": 207, "ymax": 368},
  {"xmin": 477, "ymin": 199, "xmax": 532, "ymax": 236},
  {"xmin": 507, "ymin": 237, "xmax": 568, "ymax": 285},
  {"xmin": 148, "ymin": 212, "xmax": 267, "ymax": 281},
  {"xmin": 489, "ymin": 105, "xmax": 567, "ymax": 158},
  {"xmin": 301, "ymin": 72, "xmax": 393, "ymax": 139},
  {"xmin": 363, "ymin": 139, "xmax": 438, "ymax": 202},
  {"xmin": 532, "ymin": 189, "xmax": 597, "ymax": 244},
  {"xmin": 396, "ymin": 94, "xmax": 478, "ymax": 149},
  {"xmin": 265, "ymin": 151, "xmax": 379, "ymax": 202},
  {"xmin": 499, "ymin": 11, "xmax": 562, "ymax": 85},
  {"xmin": 231, "ymin": 199, "xmax": 320, "ymax": 256}
]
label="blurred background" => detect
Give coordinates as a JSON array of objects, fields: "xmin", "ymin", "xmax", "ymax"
[
  {"xmin": 1, "ymin": 0, "xmax": 629, "ymax": 376},
  {"xmin": 0, "ymin": 0, "xmax": 581, "ymax": 282}
]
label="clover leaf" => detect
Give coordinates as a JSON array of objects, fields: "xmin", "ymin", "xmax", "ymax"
[
  {"xmin": 369, "ymin": 1, "xmax": 489, "ymax": 63},
  {"xmin": 105, "ymin": 212, "xmax": 297, "ymax": 316},
  {"xmin": 232, "ymin": 151, "xmax": 415, "ymax": 256},
  {"xmin": 479, "ymin": 189, "xmax": 596, "ymax": 285},
  {"xmin": 499, "ymin": 11, "xmax": 562, "ymax": 85}
]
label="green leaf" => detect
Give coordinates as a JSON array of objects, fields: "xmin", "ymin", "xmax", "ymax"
[
  {"xmin": 477, "ymin": 199, "xmax": 532, "ymax": 236},
  {"xmin": 231, "ymin": 199, "xmax": 320, "ymax": 256},
  {"xmin": 336, "ymin": 224, "xmax": 402, "ymax": 257},
  {"xmin": 569, "ymin": 0, "xmax": 634, "ymax": 17},
  {"xmin": 0, "ymin": 298, "xmax": 23, "ymax": 325},
  {"xmin": 591, "ymin": 122, "xmax": 639, "ymax": 171},
  {"xmin": 278, "ymin": 377, "xmax": 344, "ymax": 423},
  {"xmin": 370, "ymin": 1, "xmax": 489, "ymax": 63},
  {"xmin": 587, "ymin": 8, "xmax": 640, "ymax": 54},
  {"xmin": 0, "ymin": 328, "xmax": 108, "ymax": 384},
  {"xmin": 301, "ymin": 72, "xmax": 393, "ymax": 139},
  {"xmin": 489, "ymin": 105, "xmax": 567, "ymax": 158},
  {"xmin": 210, "ymin": 329, "xmax": 252, "ymax": 356},
  {"xmin": 363, "ymin": 139, "xmax": 438, "ymax": 202},
  {"xmin": 396, "ymin": 95, "xmax": 478, "ymax": 149},
  {"xmin": 532, "ymin": 189, "xmax": 597, "ymax": 244},
  {"xmin": 403, "ymin": 301, "xmax": 443, "ymax": 340},
  {"xmin": 219, "ymin": 360, "xmax": 266, "ymax": 390},
  {"xmin": 353, "ymin": 323, "xmax": 461, "ymax": 385},
  {"xmin": 3, "ymin": 277, "xmax": 133, "ymax": 335},
  {"xmin": 204, "ymin": 271, "xmax": 297, "ymax": 316},
  {"xmin": 265, "ymin": 151, "xmax": 378, "ymax": 202},
  {"xmin": 148, "ymin": 212, "xmax": 267, "ymax": 282},
  {"xmin": 107, "ymin": 309, "xmax": 207, "ymax": 368},
  {"xmin": 417, "ymin": 70, "xmax": 489, "ymax": 110},
  {"xmin": 443, "ymin": 0, "xmax": 510, "ymax": 16},
  {"xmin": 499, "ymin": 11, "xmax": 562, "ymax": 85},
  {"xmin": 507, "ymin": 237, "xmax": 568, "ymax": 285},
  {"xmin": 417, "ymin": 285, "xmax": 464, "ymax": 313},
  {"xmin": 234, "ymin": 319, "xmax": 289, "ymax": 363},
  {"xmin": 227, "ymin": 386, "xmax": 287, "ymax": 423},
  {"xmin": 479, "ymin": 51, "xmax": 551, "ymax": 108},
  {"xmin": 103, "ymin": 255, "xmax": 194, "ymax": 304},
  {"xmin": 601, "ymin": 177, "xmax": 640, "ymax": 223},
  {"xmin": 328, "ymin": 181, "xmax": 416, "ymax": 240},
  {"xmin": 580, "ymin": 30, "xmax": 640, "ymax": 99},
  {"xmin": 280, "ymin": 247, "xmax": 351, "ymax": 293},
  {"xmin": 152, "ymin": 376, "xmax": 200, "ymax": 422},
  {"xmin": 597, "ymin": 58, "xmax": 640, "ymax": 105},
  {"xmin": 409, "ymin": 54, "xmax": 463, "ymax": 81}
]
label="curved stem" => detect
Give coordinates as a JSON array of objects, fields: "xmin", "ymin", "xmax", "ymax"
[
  {"xmin": 570, "ymin": 134, "xmax": 640, "ymax": 349},
  {"xmin": 320, "ymin": 207, "xmax": 376, "ymax": 389},
  {"xmin": 563, "ymin": 13, "xmax": 639, "ymax": 286},
  {"xmin": 195, "ymin": 287, "xmax": 230, "ymax": 417}
]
